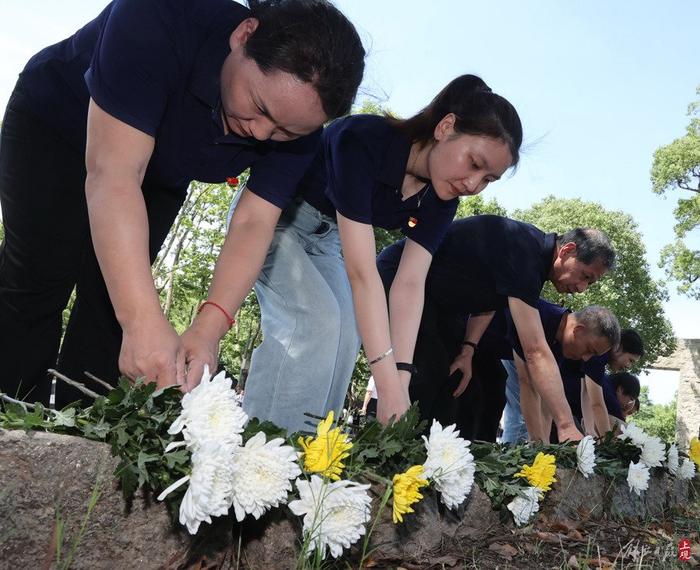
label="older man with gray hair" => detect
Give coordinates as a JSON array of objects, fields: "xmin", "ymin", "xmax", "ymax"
[
  {"xmin": 507, "ymin": 300, "xmax": 621, "ymax": 441},
  {"xmin": 377, "ymin": 215, "xmax": 616, "ymax": 442}
]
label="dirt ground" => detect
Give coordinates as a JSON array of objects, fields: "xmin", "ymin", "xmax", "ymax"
[{"xmin": 359, "ymin": 502, "xmax": 700, "ymax": 570}]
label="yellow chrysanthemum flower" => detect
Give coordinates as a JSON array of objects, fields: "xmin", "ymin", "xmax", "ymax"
[
  {"xmin": 690, "ymin": 437, "xmax": 700, "ymax": 468},
  {"xmin": 392, "ymin": 465, "xmax": 428, "ymax": 524},
  {"xmin": 514, "ymin": 452, "xmax": 557, "ymax": 493},
  {"xmin": 297, "ymin": 411, "xmax": 352, "ymax": 481}
]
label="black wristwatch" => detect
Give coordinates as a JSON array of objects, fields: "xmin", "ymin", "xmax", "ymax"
[
  {"xmin": 396, "ymin": 362, "xmax": 418, "ymax": 375},
  {"xmin": 461, "ymin": 340, "xmax": 478, "ymax": 351}
]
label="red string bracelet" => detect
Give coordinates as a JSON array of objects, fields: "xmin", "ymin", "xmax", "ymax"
[{"xmin": 197, "ymin": 301, "xmax": 235, "ymax": 330}]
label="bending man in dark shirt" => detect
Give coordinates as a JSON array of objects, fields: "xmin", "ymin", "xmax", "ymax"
[
  {"xmin": 507, "ymin": 300, "xmax": 620, "ymax": 441},
  {"xmin": 377, "ymin": 216, "xmax": 615, "ymax": 442}
]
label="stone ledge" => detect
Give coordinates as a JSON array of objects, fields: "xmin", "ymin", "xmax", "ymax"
[{"xmin": 0, "ymin": 429, "xmax": 694, "ymax": 569}]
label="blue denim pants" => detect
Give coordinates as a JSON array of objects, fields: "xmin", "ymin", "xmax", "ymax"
[
  {"xmin": 240, "ymin": 199, "xmax": 361, "ymax": 434},
  {"xmin": 500, "ymin": 358, "xmax": 529, "ymax": 443}
]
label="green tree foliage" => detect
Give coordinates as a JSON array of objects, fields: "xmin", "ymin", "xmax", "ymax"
[
  {"xmin": 651, "ymin": 86, "xmax": 700, "ymax": 299},
  {"xmin": 456, "ymin": 194, "xmax": 507, "ymax": 218},
  {"xmin": 631, "ymin": 385, "xmax": 677, "ymax": 443},
  {"xmin": 513, "ymin": 196, "xmax": 676, "ymax": 366}
]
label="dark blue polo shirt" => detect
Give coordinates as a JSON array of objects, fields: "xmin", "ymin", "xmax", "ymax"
[
  {"xmin": 600, "ymin": 376, "xmax": 624, "ymax": 420},
  {"xmin": 582, "ymin": 354, "xmax": 608, "ymax": 386},
  {"xmin": 377, "ymin": 215, "xmax": 557, "ymax": 312},
  {"xmin": 561, "ymin": 359, "xmax": 585, "ymax": 419},
  {"xmin": 583, "ymin": 354, "xmax": 624, "ymax": 420},
  {"xmin": 18, "ymin": 0, "xmax": 320, "ymax": 205},
  {"xmin": 478, "ymin": 309, "xmax": 514, "ymax": 361},
  {"xmin": 507, "ymin": 299, "xmax": 570, "ymax": 364},
  {"xmin": 299, "ymin": 114, "xmax": 458, "ymax": 254}
]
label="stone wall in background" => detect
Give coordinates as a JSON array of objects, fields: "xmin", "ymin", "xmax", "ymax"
[{"xmin": 651, "ymin": 338, "xmax": 700, "ymax": 448}]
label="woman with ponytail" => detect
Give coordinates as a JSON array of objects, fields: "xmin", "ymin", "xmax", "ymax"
[{"xmin": 237, "ymin": 75, "xmax": 523, "ymax": 433}]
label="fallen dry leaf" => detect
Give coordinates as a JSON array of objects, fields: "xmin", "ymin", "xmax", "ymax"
[
  {"xmin": 535, "ymin": 530, "xmax": 563, "ymax": 544},
  {"xmin": 567, "ymin": 554, "xmax": 580, "ymax": 569},
  {"xmin": 488, "ymin": 542, "xmax": 518, "ymax": 559},
  {"xmin": 567, "ymin": 528, "xmax": 586, "ymax": 541}
]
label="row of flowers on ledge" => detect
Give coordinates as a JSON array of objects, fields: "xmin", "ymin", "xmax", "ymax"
[{"xmin": 154, "ymin": 368, "xmax": 700, "ymax": 561}]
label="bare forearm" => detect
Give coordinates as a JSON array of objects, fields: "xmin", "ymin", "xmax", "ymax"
[
  {"xmin": 515, "ymin": 357, "xmax": 546, "ymax": 440},
  {"xmin": 86, "ymin": 177, "xmax": 163, "ymax": 327},
  {"xmin": 388, "ymin": 279, "xmax": 424, "ymax": 385},
  {"xmin": 524, "ymin": 350, "xmax": 576, "ymax": 433},
  {"xmin": 585, "ymin": 378, "xmax": 611, "ymax": 435},
  {"xmin": 463, "ymin": 312, "xmax": 494, "ymax": 343},
  {"xmin": 580, "ymin": 382, "xmax": 597, "ymax": 436},
  {"xmin": 348, "ymin": 270, "xmax": 399, "ymax": 391},
  {"xmin": 196, "ymin": 217, "xmax": 276, "ymax": 339}
]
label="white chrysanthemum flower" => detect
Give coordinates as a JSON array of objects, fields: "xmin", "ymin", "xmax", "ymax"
[
  {"xmin": 229, "ymin": 432, "xmax": 301, "ymax": 522},
  {"xmin": 157, "ymin": 441, "xmax": 236, "ymax": 535},
  {"xmin": 576, "ymin": 435, "xmax": 597, "ymax": 478},
  {"xmin": 678, "ymin": 458, "xmax": 696, "ymax": 480},
  {"xmin": 167, "ymin": 366, "xmax": 248, "ymax": 450},
  {"xmin": 640, "ymin": 435, "xmax": 666, "ymax": 468},
  {"xmin": 666, "ymin": 444, "xmax": 679, "ymax": 475},
  {"xmin": 618, "ymin": 423, "xmax": 649, "ymax": 447},
  {"xmin": 288, "ymin": 475, "xmax": 372, "ymax": 559},
  {"xmin": 422, "ymin": 420, "xmax": 476, "ymax": 509},
  {"xmin": 627, "ymin": 461, "xmax": 650, "ymax": 496},
  {"xmin": 506, "ymin": 486, "xmax": 540, "ymax": 527}
]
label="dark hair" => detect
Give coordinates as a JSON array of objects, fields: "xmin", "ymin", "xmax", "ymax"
[
  {"xmin": 610, "ymin": 372, "xmax": 641, "ymax": 399},
  {"xmin": 388, "ymin": 74, "xmax": 523, "ymax": 166},
  {"xmin": 558, "ymin": 228, "xmax": 616, "ymax": 270},
  {"xmin": 574, "ymin": 305, "xmax": 621, "ymax": 349},
  {"xmin": 246, "ymin": 0, "xmax": 365, "ymax": 118},
  {"xmin": 620, "ymin": 328, "xmax": 644, "ymax": 357}
]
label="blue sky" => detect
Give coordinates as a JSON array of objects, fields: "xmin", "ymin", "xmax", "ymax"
[{"xmin": 1, "ymin": 1, "xmax": 698, "ymax": 401}]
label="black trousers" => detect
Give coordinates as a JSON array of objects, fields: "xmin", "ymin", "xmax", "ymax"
[
  {"xmin": 409, "ymin": 297, "xmax": 507, "ymax": 442},
  {"xmin": 0, "ymin": 81, "xmax": 186, "ymax": 406}
]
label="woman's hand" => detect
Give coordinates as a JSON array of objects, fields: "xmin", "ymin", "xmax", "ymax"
[
  {"xmin": 376, "ymin": 382, "xmax": 411, "ymax": 425},
  {"xmin": 180, "ymin": 308, "xmax": 227, "ymax": 391},
  {"xmin": 119, "ymin": 314, "xmax": 185, "ymax": 389}
]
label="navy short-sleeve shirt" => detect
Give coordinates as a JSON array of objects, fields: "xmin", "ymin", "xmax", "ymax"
[
  {"xmin": 507, "ymin": 299, "xmax": 570, "ymax": 364},
  {"xmin": 600, "ymin": 376, "xmax": 624, "ymax": 420},
  {"xmin": 477, "ymin": 309, "xmax": 514, "ymax": 361},
  {"xmin": 561, "ymin": 359, "xmax": 585, "ymax": 419},
  {"xmin": 18, "ymin": 0, "xmax": 320, "ymax": 205},
  {"xmin": 583, "ymin": 354, "xmax": 624, "ymax": 420},
  {"xmin": 582, "ymin": 354, "xmax": 609, "ymax": 386},
  {"xmin": 299, "ymin": 114, "xmax": 458, "ymax": 254},
  {"xmin": 377, "ymin": 215, "xmax": 557, "ymax": 313}
]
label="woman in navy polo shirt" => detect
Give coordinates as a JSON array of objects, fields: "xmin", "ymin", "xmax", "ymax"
[
  {"xmin": 236, "ymin": 75, "xmax": 522, "ymax": 432},
  {"xmin": 0, "ymin": 0, "xmax": 365, "ymax": 406}
]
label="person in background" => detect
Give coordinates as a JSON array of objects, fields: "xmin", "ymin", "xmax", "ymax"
[
  {"xmin": 579, "ymin": 329, "xmax": 644, "ymax": 436},
  {"xmin": 361, "ymin": 376, "xmax": 378, "ymax": 419},
  {"xmin": 378, "ymin": 220, "xmax": 615, "ymax": 442},
  {"xmin": 506, "ymin": 300, "xmax": 621, "ymax": 442},
  {"xmin": 0, "ymin": 0, "xmax": 365, "ymax": 407},
  {"xmin": 238, "ymin": 75, "xmax": 521, "ymax": 433}
]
